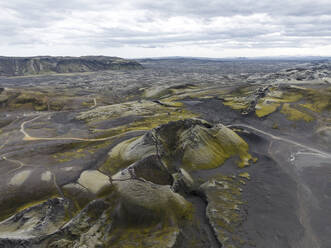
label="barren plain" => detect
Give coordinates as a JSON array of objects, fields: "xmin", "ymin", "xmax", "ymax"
[{"xmin": 0, "ymin": 57, "xmax": 330, "ymax": 248}]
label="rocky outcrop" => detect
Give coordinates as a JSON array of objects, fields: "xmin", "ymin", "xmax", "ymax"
[
  {"xmin": 101, "ymin": 119, "xmax": 255, "ymax": 175},
  {"xmin": 200, "ymin": 176, "xmax": 247, "ymax": 247},
  {"xmin": 0, "ymin": 198, "xmax": 71, "ymax": 245},
  {"xmin": 0, "ymin": 119, "xmax": 255, "ymax": 248},
  {"xmin": 0, "ymin": 56, "xmax": 143, "ymax": 76}
]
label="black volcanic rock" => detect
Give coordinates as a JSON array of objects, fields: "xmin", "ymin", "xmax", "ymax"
[{"xmin": 0, "ymin": 56, "xmax": 143, "ymax": 76}]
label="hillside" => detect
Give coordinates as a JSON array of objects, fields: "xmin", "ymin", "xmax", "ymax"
[{"xmin": 0, "ymin": 56, "xmax": 143, "ymax": 76}]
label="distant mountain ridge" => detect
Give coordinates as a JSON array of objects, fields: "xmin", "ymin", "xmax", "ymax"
[
  {"xmin": 137, "ymin": 56, "xmax": 331, "ymax": 62},
  {"xmin": 0, "ymin": 56, "xmax": 143, "ymax": 76}
]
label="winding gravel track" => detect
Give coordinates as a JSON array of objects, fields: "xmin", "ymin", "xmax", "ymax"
[
  {"xmin": 92, "ymin": 98, "xmax": 97, "ymax": 108},
  {"xmin": 20, "ymin": 114, "xmax": 135, "ymax": 142},
  {"xmin": 20, "ymin": 116, "xmax": 331, "ymax": 158},
  {"xmin": 228, "ymin": 123, "xmax": 331, "ymax": 159}
]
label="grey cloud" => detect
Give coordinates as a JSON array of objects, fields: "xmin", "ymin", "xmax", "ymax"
[
  {"xmin": 0, "ymin": 0, "xmax": 330, "ymax": 55},
  {"xmin": 134, "ymin": 0, "xmax": 331, "ymax": 17}
]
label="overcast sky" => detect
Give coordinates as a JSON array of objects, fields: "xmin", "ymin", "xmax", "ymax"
[{"xmin": 1, "ymin": 0, "xmax": 331, "ymax": 58}]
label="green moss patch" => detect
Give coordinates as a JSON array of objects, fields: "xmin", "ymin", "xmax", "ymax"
[
  {"xmin": 201, "ymin": 174, "xmax": 248, "ymax": 247},
  {"xmin": 180, "ymin": 124, "xmax": 255, "ymax": 170},
  {"xmin": 100, "ymin": 136, "xmax": 145, "ymax": 175},
  {"xmin": 281, "ymin": 103, "xmax": 314, "ymax": 122},
  {"xmin": 255, "ymin": 100, "xmax": 280, "ymax": 117},
  {"xmin": 223, "ymin": 98, "xmax": 250, "ymax": 110}
]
